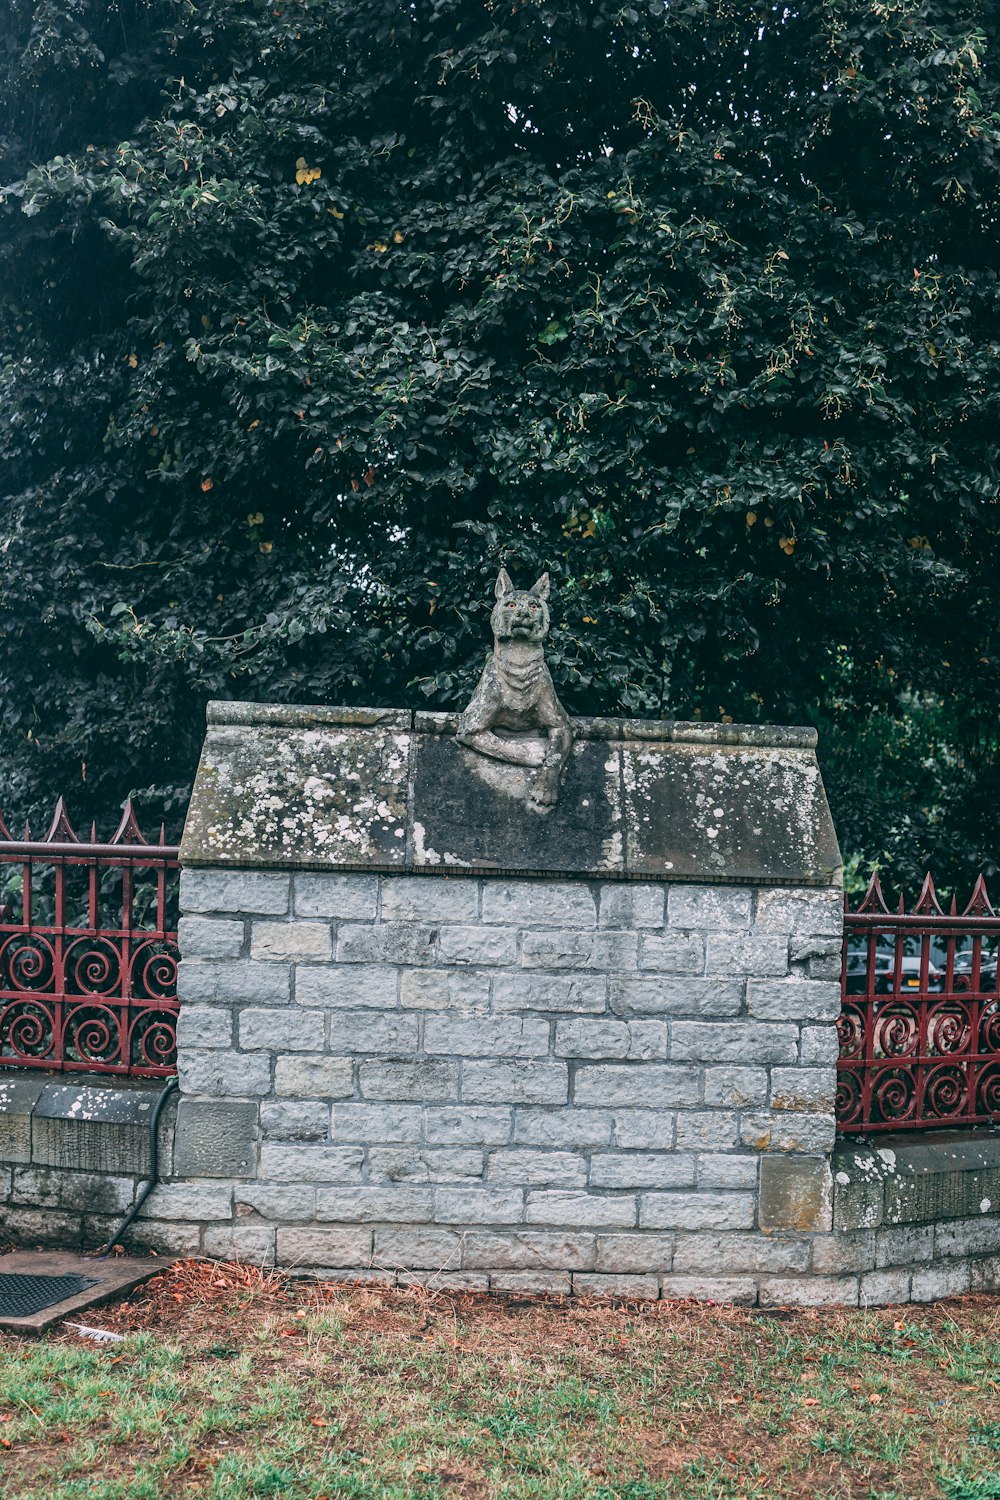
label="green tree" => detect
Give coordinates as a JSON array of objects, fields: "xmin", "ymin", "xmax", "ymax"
[{"xmin": 1, "ymin": 0, "xmax": 999, "ymax": 892}]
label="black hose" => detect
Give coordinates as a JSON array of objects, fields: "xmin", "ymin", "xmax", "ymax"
[{"xmin": 91, "ymin": 1075, "xmax": 179, "ymax": 1260}]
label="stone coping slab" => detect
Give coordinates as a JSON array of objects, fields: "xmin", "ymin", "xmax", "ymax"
[
  {"xmin": 0, "ymin": 1250, "xmax": 165, "ymax": 1336},
  {"xmin": 181, "ymin": 700, "xmax": 842, "ymax": 886}
]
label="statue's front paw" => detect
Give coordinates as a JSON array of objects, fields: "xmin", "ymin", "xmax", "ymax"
[{"xmin": 529, "ymin": 769, "xmax": 560, "ymax": 809}]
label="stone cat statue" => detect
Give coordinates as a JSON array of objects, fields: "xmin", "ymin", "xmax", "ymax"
[{"xmin": 456, "ymin": 568, "xmax": 574, "ymax": 809}]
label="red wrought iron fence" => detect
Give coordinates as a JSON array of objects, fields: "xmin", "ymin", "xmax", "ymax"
[
  {"xmin": 0, "ymin": 800, "xmax": 179, "ymax": 1078},
  {"xmin": 838, "ymin": 874, "xmax": 1000, "ymax": 1133}
]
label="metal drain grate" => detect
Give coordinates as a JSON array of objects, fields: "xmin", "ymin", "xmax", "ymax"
[{"xmin": 0, "ymin": 1273, "xmax": 99, "ymax": 1319}]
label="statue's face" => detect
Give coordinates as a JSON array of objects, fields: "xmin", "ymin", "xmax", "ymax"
[{"xmin": 491, "ymin": 589, "xmax": 550, "ymax": 642}]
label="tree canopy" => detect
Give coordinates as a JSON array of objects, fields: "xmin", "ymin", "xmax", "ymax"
[{"xmin": 2, "ymin": 0, "xmax": 999, "ymax": 891}]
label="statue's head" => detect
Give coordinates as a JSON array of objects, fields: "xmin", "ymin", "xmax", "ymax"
[{"xmin": 490, "ymin": 568, "xmax": 550, "ymax": 643}]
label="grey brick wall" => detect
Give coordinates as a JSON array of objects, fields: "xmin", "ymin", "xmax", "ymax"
[{"xmin": 6, "ymin": 868, "xmax": 996, "ymax": 1304}]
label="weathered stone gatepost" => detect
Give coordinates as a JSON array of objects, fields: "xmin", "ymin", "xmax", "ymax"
[{"xmin": 172, "ymin": 698, "xmax": 849, "ymax": 1300}]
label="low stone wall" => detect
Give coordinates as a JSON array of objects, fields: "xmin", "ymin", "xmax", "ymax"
[
  {"xmin": 166, "ymin": 868, "xmax": 843, "ymax": 1293},
  {"xmin": 3, "ymin": 702, "xmax": 998, "ymax": 1304}
]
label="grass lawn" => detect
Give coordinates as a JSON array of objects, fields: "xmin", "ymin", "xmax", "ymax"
[{"xmin": 0, "ymin": 1260, "xmax": 998, "ymax": 1500}]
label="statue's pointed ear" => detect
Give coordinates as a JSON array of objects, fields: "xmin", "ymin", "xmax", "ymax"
[
  {"xmin": 495, "ymin": 568, "xmax": 514, "ymax": 599},
  {"xmin": 529, "ymin": 572, "xmax": 550, "ymax": 601}
]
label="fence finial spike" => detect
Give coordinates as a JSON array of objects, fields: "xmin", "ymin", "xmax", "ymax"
[
  {"xmin": 964, "ymin": 874, "xmax": 994, "ymax": 919},
  {"xmin": 111, "ymin": 798, "xmax": 148, "ymax": 846},
  {"xmin": 856, "ymin": 871, "xmax": 889, "ymax": 915},
  {"xmin": 158, "ymin": 822, "xmax": 167, "ymax": 846},
  {"xmin": 45, "ymin": 798, "xmax": 79, "ymax": 844},
  {"xmin": 90, "ymin": 821, "xmax": 98, "ymax": 842},
  {"xmin": 914, "ymin": 871, "xmax": 943, "ymax": 917}
]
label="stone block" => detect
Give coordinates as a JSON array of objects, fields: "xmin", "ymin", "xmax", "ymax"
[
  {"xmin": 251, "ymin": 921, "xmax": 332, "ymax": 962},
  {"xmin": 640, "ymin": 1193, "xmax": 755, "ymax": 1232},
  {"xmin": 673, "ymin": 1232, "xmax": 811, "ymax": 1274},
  {"xmin": 696, "ymin": 1155, "xmax": 759, "ymax": 1190},
  {"xmin": 176, "ymin": 1006, "xmax": 234, "ymax": 1049},
  {"xmin": 11, "ymin": 1167, "xmax": 134, "ymax": 1216},
  {"xmin": 338, "ymin": 923, "xmax": 436, "ymax": 966},
  {"xmin": 800, "ymin": 1025, "xmax": 840, "ymax": 1066},
  {"xmin": 260, "ymin": 1100, "xmax": 329, "ymax": 1141},
  {"xmin": 885, "ymin": 1164, "xmax": 1000, "ymax": 1226},
  {"xmin": 178, "ymin": 1051, "xmax": 272, "ymax": 1098},
  {"xmin": 755, "ymin": 888, "xmax": 842, "ymax": 937},
  {"xmin": 327, "ymin": 1013, "xmax": 419, "ymax": 1054},
  {"xmin": 173, "ymin": 1099, "xmax": 258, "ymax": 1177},
  {"xmin": 0, "ymin": 1075, "xmax": 47, "ymax": 1164},
  {"xmin": 635, "ymin": 932, "xmax": 706, "ymax": 973},
  {"xmin": 117, "ymin": 1219, "xmax": 203, "ymax": 1257},
  {"xmin": 177, "ymin": 916, "xmax": 245, "ymax": 959},
  {"xmin": 572, "ymin": 1273, "xmax": 660, "ymax": 1299},
  {"xmin": 492, "ymin": 974, "xmax": 607, "ymax": 1014},
  {"xmin": 276, "ymin": 1226, "xmax": 373, "ymax": 1265},
  {"xmin": 610, "ymin": 977, "xmax": 742, "ymax": 1017},
  {"xmin": 482, "ymin": 883, "xmax": 597, "ymax": 928},
  {"xmin": 179, "ymin": 959, "xmax": 291, "ymax": 1007},
  {"xmin": 316, "ymin": 1185, "xmax": 435, "ymax": 1222},
  {"xmin": 613, "ymin": 1111, "xmax": 675, "ymax": 1150},
  {"xmin": 259, "ymin": 1143, "xmax": 364, "ymax": 1183},
  {"xmin": 462, "ymin": 1061, "xmax": 568, "ymax": 1105},
  {"xmin": 0, "ymin": 1206, "xmax": 83, "ymax": 1249},
  {"xmin": 400, "ymin": 970, "xmax": 491, "ymax": 1012},
  {"xmin": 860, "ymin": 1268, "xmax": 912, "ymax": 1305},
  {"xmin": 294, "ymin": 873, "xmax": 379, "ymax": 920},
  {"xmin": 236, "ymin": 1183, "xmax": 316, "ymax": 1220},
  {"xmin": 769, "ymin": 1067, "xmax": 837, "ymax": 1113},
  {"xmin": 667, "ymin": 886, "xmax": 752, "ymax": 929},
  {"xmin": 747, "ymin": 979, "xmax": 841, "ymax": 1022},
  {"xmin": 790, "ymin": 935, "xmax": 843, "ymax": 981},
  {"xmin": 970, "ymin": 1257, "xmax": 1000, "ymax": 1293},
  {"xmin": 520, "ymin": 930, "xmax": 638, "ymax": 971},
  {"xmin": 705, "ymin": 933, "xmax": 788, "ymax": 977},
  {"xmin": 296, "ymin": 964, "xmax": 399, "ymax": 1008},
  {"xmin": 373, "ymin": 1226, "xmax": 464, "ymax": 1269},
  {"xmin": 203, "ymin": 1224, "xmax": 276, "ymax": 1262},
  {"xmin": 138, "ymin": 1181, "xmax": 234, "ymax": 1220},
  {"xmin": 661, "ymin": 1275, "xmax": 758, "ymax": 1305},
  {"xmin": 332, "ymin": 1103, "xmax": 424, "ymax": 1142},
  {"xmin": 599, "ymin": 885, "xmax": 665, "ymax": 929},
  {"xmin": 514, "ymin": 1109, "xmax": 612, "ymax": 1149},
  {"xmin": 624, "ymin": 1022, "xmax": 671, "ymax": 1060},
  {"xmin": 675, "ymin": 1112, "xmax": 738, "ymax": 1150},
  {"xmin": 273, "ymin": 1055, "xmax": 354, "ymax": 1099},
  {"xmin": 435, "ymin": 1187, "xmax": 525, "ymax": 1224},
  {"xmin": 589, "ymin": 1154, "xmax": 696, "ymax": 1190},
  {"xmin": 595, "ymin": 1233, "xmax": 675, "ymax": 1273},
  {"xmin": 492, "ymin": 1272, "xmax": 573, "ymax": 1295},
  {"xmin": 423, "ymin": 1016, "xmax": 549, "ymax": 1058},
  {"xmin": 360, "ymin": 1059, "xmax": 458, "ymax": 1102},
  {"xmin": 759, "ymin": 1155, "xmax": 832, "ymax": 1232},
  {"xmin": 574, "ymin": 1065, "xmax": 700, "ymax": 1109},
  {"xmin": 380, "ymin": 877, "xmax": 480, "ymax": 923},
  {"xmin": 181, "ymin": 869, "xmax": 290, "ymax": 916},
  {"xmin": 462, "ymin": 1230, "xmax": 597, "ymax": 1270},
  {"xmin": 424, "ymin": 1107, "xmax": 513, "ymax": 1146},
  {"xmin": 703, "ymin": 1067, "xmax": 768, "ymax": 1108},
  {"xmin": 874, "ymin": 1223, "xmax": 934, "ymax": 1269},
  {"xmin": 488, "ymin": 1150, "xmax": 588, "ymax": 1187},
  {"xmin": 909, "ymin": 1261, "xmax": 972, "ymax": 1302},
  {"xmin": 437, "ymin": 926, "xmax": 517, "ymax": 966},
  {"xmin": 554, "ymin": 1020, "xmax": 630, "ymax": 1059},
  {"xmin": 368, "ymin": 1148, "xmax": 484, "ymax": 1183},
  {"xmin": 740, "ymin": 1112, "xmax": 835, "ymax": 1154},
  {"xmin": 935, "ymin": 1214, "xmax": 1000, "ymax": 1260},
  {"xmin": 809, "ymin": 1232, "xmax": 875, "ymax": 1275},
  {"xmin": 670, "ymin": 1022, "xmax": 798, "ymax": 1064},
  {"xmin": 240, "ymin": 1008, "xmax": 325, "ymax": 1051},
  {"xmin": 400, "ymin": 1271, "xmax": 491, "ymax": 1293},
  {"xmin": 759, "ymin": 1275, "xmax": 859, "ymax": 1308},
  {"xmin": 524, "ymin": 1191, "xmax": 637, "ymax": 1229}
]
